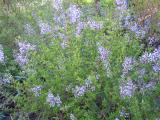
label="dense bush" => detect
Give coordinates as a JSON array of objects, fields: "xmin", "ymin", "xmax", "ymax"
[{"xmin": 0, "ymin": 0, "xmax": 160, "ymax": 119}]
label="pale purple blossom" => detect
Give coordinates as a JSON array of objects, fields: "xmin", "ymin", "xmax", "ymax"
[
  {"xmin": 0, "ymin": 44, "xmax": 5, "ymax": 63},
  {"xmin": 153, "ymin": 64, "xmax": 160, "ymax": 73},
  {"xmin": 122, "ymin": 57, "xmax": 135, "ymax": 76},
  {"xmin": 144, "ymin": 81, "xmax": 156, "ymax": 90},
  {"xmin": 60, "ymin": 39, "xmax": 68, "ymax": 49},
  {"xmin": 97, "ymin": 44, "xmax": 111, "ymax": 76},
  {"xmin": 148, "ymin": 36, "xmax": 158, "ymax": 45},
  {"xmin": 98, "ymin": 46, "xmax": 109, "ymax": 61},
  {"xmin": 24, "ymin": 24, "xmax": 35, "ymax": 35},
  {"xmin": 140, "ymin": 46, "xmax": 160, "ymax": 63},
  {"xmin": 68, "ymin": 5, "xmax": 81, "ymax": 23},
  {"xmin": 14, "ymin": 54, "xmax": 28, "ymax": 67},
  {"xmin": 140, "ymin": 52, "xmax": 150, "ymax": 64},
  {"xmin": 122, "ymin": 14, "xmax": 150, "ymax": 38},
  {"xmin": 54, "ymin": 95, "xmax": 62, "ymax": 107},
  {"xmin": 54, "ymin": 13, "xmax": 66, "ymax": 26},
  {"xmin": 14, "ymin": 42, "xmax": 36, "ymax": 67},
  {"xmin": 129, "ymin": 22, "xmax": 146, "ymax": 38},
  {"xmin": 46, "ymin": 91, "xmax": 62, "ymax": 107},
  {"xmin": 39, "ymin": 22, "xmax": 52, "ymax": 35},
  {"xmin": 87, "ymin": 20, "xmax": 103, "ymax": 30},
  {"xmin": 115, "ymin": 0, "xmax": 128, "ymax": 11},
  {"xmin": 52, "ymin": 0, "xmax": 63, "ymax": 11},
  {"xmin": 73, "ymin": 78, "xmax": 95, "ymax": 98},
  {"xmin": 75, "ymin": 20, "xmax": 103, "ymax": 35},
  {"xmin": 140, "ymin": 81, "xmax": 157, "ymax": 91},
  {"xmin": 76, "ymin": 22, "xmax": 86, "ymax": 36},
  {"xmin": 120, "ymin": 80, "xmax": 136, "ymax": 98},
  {"xmin": 73, "ymin": 85, "xmax": 87, "ymax": 98},
  {"xmin": 31, "ymin": 86, "xmax": 42, "ymax": 97},
  {"xmin": 18, "ymin": 42, "xmax": 36, "ymax": 54}
]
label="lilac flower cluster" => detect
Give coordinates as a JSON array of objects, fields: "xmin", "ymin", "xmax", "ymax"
[
  {"xmin": 52, "ymin": 0, "xmax": 63, "ymax": 11},
  {"xmin": 120, "ymin": 80, "xmax": 136, "ymax": 98},
  {"xmin": 54, "ymin": 13, "xmax": 66, "ymax": 27},
  {"xmin": 31, "ymin": 86, "xmax": 42, "ymax": 97},
  {"xmin": 143, "ymin": 81, "xmax": 156, "ymax": 90},
  {"xmin": 14, "ymin": 42, "xmax": 36, "ymax": 67},
  {"xmin": 0, "ymin": 44, "xmax": 5, "ymax": 63},
  {"xmin": 115, "ymin": 0, "xmax": 128, "ymax": 11},
  {"xmin": 140, "ymin": 46, "xmax": 160, "ymax": 64},
  {"xmin": 152, "ymin": 64, "xmax": 160, "ymax": 73},
  {"xmin": 129, "ymin": 22, "xmax": 146, "ymax": 38},
  {"xmin": 148, "ymin": 36, "xmax": 158, "ymax": 45},
  {"xmin": 73, "ymin": 85, "xmax": 86, "ymax": 98},
  {"xmin": 75, "ymin": 20, "xmax": 103, "ymax": 36},
  {"xmin": 46, "ymin": 91, "xmax": 62, "ymax": 107},
  {"xmin": 123, "ymin": 15, "xmax": 149, "ymax": 38},
  {"xmin": 115, "ymin": 0, "xmax": 150, "ymax": 38},
  {"xmin": 98, "ymin": 45, "xmax": 109, "ymax": 61},
  {"xmin": 75, "ymin": 22, "xmax": 86, "ymax": 36},
  {"xmin": 38, "ymin": 22, "xmax": 52, "ymax": 35},
  {"xmin": 24, "ymin": 24, "xmax": 35, "ymax": 35},
  {"xmin": 73, "ymin": 79, "xmax": 95, "ymax": 98},
  {"xmin": 97, "ymin": 44, "xmax": 111, "ymax": 77},
  {"xmin": 122, "ymin": 57, "xmax": 135, "ymax": 76},
  {"xmin": 87, "ymin": 20, "xmax": 103, "ymax": 30},
  {"xmin": 140, "ymin": 80, "xmax": 157, "ymax": 92},
  {"xmin": 68, "ymin": 5, "xmax": 81, "ymax": 23}
]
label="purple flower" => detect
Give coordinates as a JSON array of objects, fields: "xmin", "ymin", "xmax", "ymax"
[
  {"xmin": 14, "ymin": 42, "xmax": 36, "ymax": 67},
  {"xmin": 153, "ymin": 64, "xmax": 160, "ymax": 73},
  {"xmin": 98, "ymin": 46, "xmax": 109, "ymax": 61},
  {"xmin": 14, "ymin": 54, "xmax": 28, "ymax": 67},
  {"xmin": 31, "ymin": 86, "xmax": 42, "ymax": 97},
  {"xmin": 68, "ymin": 5, "xmax": 81, "ymax": 23},
  {"xmin": 115, "ymin": 0, "xmax": 128, "ymax": 11},
  {"xmin": 87, "ymin": 20, "xmax": 103, "ymax": 30},
  {"xmin": 52, "ymin": 0, "xmax": 63, "ymax": 11},
  {"xmin": 54, "ymin": 13, "xmax": 66, "ymax": 26},
  {"xmin": 18, "ymin": 42, "xmax": 36, "ymax": 55},
  {"xmin": 140, "ymin": 52, "xmax": 150, "ymax": 64},
  {"xmin": 39, "ymin": 22, "xmax": 52, "ymax": 35},
  {"xmin": 24, "ymin": 24, "xmax": 35, "ymax": 35},
  {"xmin": 73, "ymin": 85, "xmax": 87, "ymax": 98},
  {"xmin": 140, "ymin": 46, "xmax": 160, "ymax": 63},
  {"xmin": 120, "ymin": 80, "xmax": 136, "ymax": 98},
  {"xmin": 122, "ymin": 57, "xmax": 135, "ymax": 76},
  {"xmin": 148, "ymin": 36, "xmax": 158, "ymax": 45},
  {"xmin": 76, "ymin": 22, "xmax": 86, "ymax": 36},
  {"xmin": 0, "ymin": 44, "xmax": 5, "ymax": 63},
  {"xmin": 140, "ymin": 81, "xmax": 157, "ymax": 91},
  {"xmin": 72, "ymin": 78, "xmax": 95, "ymax": 98},
  {"xmin": 46, "ymin": 91, "xmax": 62, "ymax": 107}
]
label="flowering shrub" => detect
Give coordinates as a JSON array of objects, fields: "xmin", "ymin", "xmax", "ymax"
[{"xmin": 0, "ymin": 0, "xmax": 160, "ymax": 120}]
